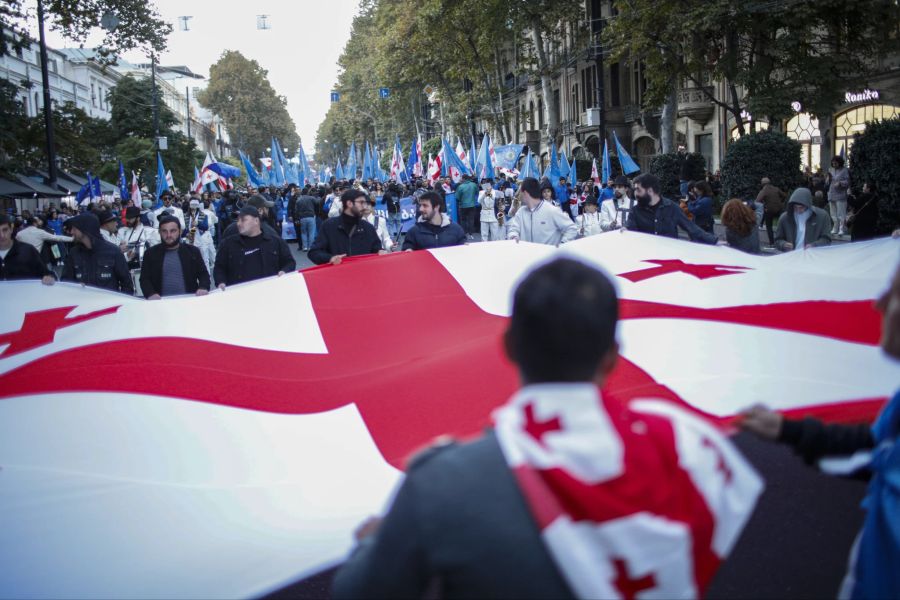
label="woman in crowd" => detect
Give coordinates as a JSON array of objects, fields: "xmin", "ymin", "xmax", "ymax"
[{"xmin": 721, "ymin": 198, "xmax": 761, "ymax": 254}]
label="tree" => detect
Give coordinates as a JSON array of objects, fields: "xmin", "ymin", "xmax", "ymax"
[
  {"xmin": 198, "ymin": 51, "xmax": 299, "ymax": 160},
  {"xmin": 0, "ymin": 79, "xmax": 31, "ymax": 172},
  {"xmin": 605, "ymin": 0, "xmax": 899, "ymax": 138},
  {"xmin": 848, "ymin": 118, "xmax": 900, "ymax": 234},
  {"xmin": 720, "ymin": 130, "xmax": 802, "ymax": 201},
  {"xmin": 1, "ymin": 0, "xmax": 170, "ymax": 60}
]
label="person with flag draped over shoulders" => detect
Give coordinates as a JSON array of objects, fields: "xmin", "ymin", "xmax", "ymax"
[
  {"xmin": 333, "ymin": 258, "xmax": 762, "ymax": 599},
  {"xmin": 740, "ymin": 261, "xmax": 900, "ymax": 599}
]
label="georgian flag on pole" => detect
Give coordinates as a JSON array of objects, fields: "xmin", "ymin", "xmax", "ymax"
[
  {"xmin": 130, "ymin": 171, "xmax": 141, "ymax": 205},
  {"xmin": 1, "ymin": 232, "xmax": 897, "ymax": 598},
  {"xmin": 591, "ymin": 158, "xmax": 600, "ymax": 186}
]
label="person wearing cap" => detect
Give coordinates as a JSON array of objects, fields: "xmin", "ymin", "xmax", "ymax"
[
  {"xmin": 0, "ymin": 214, "xmax": 56, "ymax": 284},
  {"xmin": 219, "ymin": 194, "xmax": 280, "ymax": 240},
  {"xmin": 153, "ymin": 191, "xmax": 185, "ymax": 229},
  {"xmin": 140, "ymin": 199, "xmax": 156, "ymax": 228},
  {"xmin": 61, "ymin": 212, "xmax": 134, "ymax": 294},
  {"xmin": 310, "ymin": 189, "xmax": 385, "ymax": 265},
  {"xmin": 140, "ymin": 214, "xmax": 210, "ymax": 299},
  {"xmin": 774, "ymin": 187, "xmax": 832, "ymax": 252},
  {"xmin": 117, "ymin": 206, "xmax": 160, "ymax": 269},
  {"xmin": 97, "ymin": 210, "xmax": 119, "ymax": 246},
  {"xmin": 214, "ymin": 205, "xmax": 295, "ymax": 289},
  {"xmin": 600, "ymin": 175, "xmax": 634, "ymax": 231},
  {"xmin": 574, "ymin": 196, "xmax": 603, "ymax": 237}
]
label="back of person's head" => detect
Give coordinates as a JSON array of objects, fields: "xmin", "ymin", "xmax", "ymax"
[
  {"xmin": 341, "ymin": 188, "xmax": 367, "ymax": 206},
  {"xmin": 694, "ymin": 181, "xmax": 713, "ymax": 197},
  {"xmin": 520, "ymin": 177, "xmax": 541, "ymax": 200},
  {"xmin": 720, "ymin": 198, "xmax": 756, "ymax": 238},
  {"xmin": 633, "ymin": 173, "xmax": 661, "ymax": 196},
  {"xmin": 419, "ymin": 190, "xmax": 444, "ymax": 212},
  {"xmin": 506, "ymin": 258, "xmax": 618, "ymax": 383}
]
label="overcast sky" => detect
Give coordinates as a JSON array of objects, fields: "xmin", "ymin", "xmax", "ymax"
[{"xmin": 43, "ymin": 0, "xmax": 360, "ymax": 152}]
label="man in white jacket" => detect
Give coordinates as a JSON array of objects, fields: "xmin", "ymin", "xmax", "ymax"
[
  {"xmin": 117, "ymin": 206, "xmax": 160, "ymax": 268},
  {"xmin": 15, "ymin": 216, "xmax": 72, "ymax": 256},
  {"xmin": 574, "ymin": 197, "xmax": 603, "ymax": 237},
  {"xmin": 599, "ymin": 175, "xmax": 635, "ymax": 231},
  {"xmin": 506, "ymin": 177, "xmax": 577, "ymax": 246},
  {"xmin": 478, "ymin": 180, "xmax": 504, "ymax": 241}
]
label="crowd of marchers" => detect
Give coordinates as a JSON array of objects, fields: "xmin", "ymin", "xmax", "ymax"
[{"xmin": 0, "ymin": 156, "xmax": 895, "ymax": 295}]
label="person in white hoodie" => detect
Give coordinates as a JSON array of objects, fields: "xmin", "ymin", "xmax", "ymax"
[
  {"xmin": 477, "ymin": 179, "xmax": 504, "ymax": 241},
  {"xmin": 506, "ymin": 177, "xmax": 577, "ymax": 246},
  {"xmin": 574, "ymin": 197, "xmax": 603, "ymax": 237},
  {"xmin": 362, "ymin": 196, "xmax": 395, "ymax": 252}
]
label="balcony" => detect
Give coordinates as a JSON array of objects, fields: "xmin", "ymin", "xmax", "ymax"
[
  {"xmin": 677, "ymin": 86, "xmax": 715, "ymax": 124},
  {"xmin": 560, "ymin": 119, "xmax": 575, "ymax": 135}
]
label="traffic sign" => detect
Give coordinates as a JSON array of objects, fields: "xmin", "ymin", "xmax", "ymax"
[
  {"xmin": 330, "ymin": 91, "xmax": 340, "ymax": 103},
  {"xmin": 379, "ymin": 87, "xmax": 390, "ymax": 99},
  {"xmin": 423, "ymin": 85, "xmax": 434, "ymax": 96}
]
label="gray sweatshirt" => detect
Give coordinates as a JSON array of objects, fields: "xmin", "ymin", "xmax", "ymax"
[{"xmin": 506, "ymin": 200, "xmax": 577, "ymax": 246}]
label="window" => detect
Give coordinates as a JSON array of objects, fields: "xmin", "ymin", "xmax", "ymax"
[
  {"xmin": 610, "ymin": 63, "xmax": 620, "ymax": 107},
  {"xmin": 695, "ymin": 133, "xmax": 713, "ymax": 170},
  {"xmin": 834, "ymin": 104, "xmax": 900, "ymax": 160},
  {"xmin": 785, "ymin": 112, "xmax": 822, "ymax": 171},
  {"xmin": 529, "ymin": 100, "xmax": 535, "ymax": 130},
  {"xmin": 538, "ymin": 98, "xmax": 544, "ymax": 129},
  {"xmin": 91, "ymin": 83, "xmax": 97, "ymax": 107}
]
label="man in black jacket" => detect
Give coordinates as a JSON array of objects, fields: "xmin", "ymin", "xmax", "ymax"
[
  {"xmin": 293, "ymin": 190, "xmax": 319, "ymax": 251},
  {"xmin": 214, "ymin": 205, "xmax": 295, "ymax": 289},
  {"xmin": 0, "ymin": 214, "xmax": 55, "ymax": 283},
  {"xmin": 626, "ymin": 173, "xmax": 718, "ymax": 244},
  {"xmin": 139, "ymin": 215, "xmax": 210, "ymax": 299},
  {"xmin": 219, "ymin": 195, "xmax": 280, "ymax": 240},
  {"xmin": 402, "ymin": 191, "xmax": 466, "ymax": 251},
  {"xmin": 61, "ymin": 212, "xmax": 134, "ymax": 294},
  {"xmin": 308, "ymin": 189, "xmax": 384, "ymax": 265}
]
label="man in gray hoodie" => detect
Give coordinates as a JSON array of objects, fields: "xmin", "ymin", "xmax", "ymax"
[{"xmin": 774, "ymin": 188, "xmax": 832, "ymax": 252}]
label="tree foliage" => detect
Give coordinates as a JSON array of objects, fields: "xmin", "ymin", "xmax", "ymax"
[
  {"xmin": 1, "ymin": 0, "xmax": 170, "ymax": 60},
  {"xmin": 849, "ymin": 117, "xmax": 900, "ymax": 234},
  {"xmin": 720, "ymin": 130, "xmax": 802, "ymax": 201},
  {"xmin": 648, "ymin": 152, "xmax": 707, "ymax": 199},
  {"xmin": 198, "ymin": 51, "xmax": 299, "ymax": 160}
]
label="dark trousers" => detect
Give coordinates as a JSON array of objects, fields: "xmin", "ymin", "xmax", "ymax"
[
  {"xmin": 460, "ymin": 206, "xmax": 477, "ymax": 235},
  {"xmin": 764, "ymin": 210, "xmax": 779, "ymax": 245}
]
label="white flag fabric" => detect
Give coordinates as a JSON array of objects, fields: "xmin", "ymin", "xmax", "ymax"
[{"xmin": 1, "ymin": 233, "xmax": 898, "ymax": 598}]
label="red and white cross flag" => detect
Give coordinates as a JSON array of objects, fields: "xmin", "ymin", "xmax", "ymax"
[{"xmin": 1, "ymin": 233, "xmax": 898, "ymax": 597}]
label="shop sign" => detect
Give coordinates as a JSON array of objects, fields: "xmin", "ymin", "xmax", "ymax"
[{"xmin": 845, "ymin": 89, "xmax": 880, "ymax": 103}]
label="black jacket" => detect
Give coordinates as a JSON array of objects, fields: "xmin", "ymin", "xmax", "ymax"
[
  {"xmin": 0, "ymin": 240, "xmax": 52, "ymax": 280},
  {"xmin": 626, "ymin": 197, "xmax": 718, "ymax": 244},
  {"xmin": 220, "ymin": 220, "xmax": 281, "ymax": 241},
  {"xmin": 402, "ymin": 217, "xmax": 467, "ymax": 251},
  {"xmin": 139, "ymin": 243, "xmax": 211, "ymax": 298},
  {"xmin": 332, "ymin": 432, "xmax": 573, "ymax": 599},
  {"xmin": 213, "ymin": 231, "xmax": 296, "ymax": 286},
  {"xmin": 778, "ymin": 418, "xmax": 874, "ymax": 466},
  {"xmin": 308, "ymin": 216, "xmax": 382, "ymax": 265},
  {"xmin": 294, "ymin": 195, "xmax": 318, "ymax": 220},
  {"xmin": 62, "ymin": 237, "xmax": 134, "ymax": 294}
]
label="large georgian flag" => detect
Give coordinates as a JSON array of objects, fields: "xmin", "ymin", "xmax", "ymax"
[{"xmin": 1, "ymin": 233, "xmax": 898, "ymax": 598}]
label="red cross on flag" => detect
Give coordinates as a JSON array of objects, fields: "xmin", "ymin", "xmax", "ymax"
[{"xmin": 1, "ymin": 232, "xmax": 897, "ymax": 597}]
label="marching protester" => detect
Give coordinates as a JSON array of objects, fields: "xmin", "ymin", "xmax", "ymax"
[
  {"xmin": 0, "ymin": 214, "xmax": 56, "ymax": 284},
  {"xmin": 478, "ymin": 179, "xmax": 504, "ymax": 241},
  {"xmin": 402, "ymin": 191, "xmax": 466, "ymax": 251},
  {"xmin": 721, "ymin": 198, "xmax": 762, "ymax": 254},
  {"xmin": 626, "ymin": 173, "xmax": 718, "ymax": 244},
  {"xmin": 15, "ymin": 215, "xmax": 72, "ymax": 259},
  {"xmin": 687, "ymin": 180, "xmax": 715, "ymax": 233},
  {"xmin": 362, "ymin": 196, "xmax": 395, "ymax": 252},
  {"xmin": 383, "ymin": 183, "xmax": 403, "ymax": 239},
  {"xmin": 139, "ymin": 214, "xmax": 210, "ymax": 299},
  {"xmin": 757, "ymin": 177, "xmax": 787, "ymax": 246},
  {"xmin": 506, "ymin": 177, "xmax": 577, "ymax": 246},
  {"xmin": 333, "ymin": 258, "xmax": 759, "ymax": 598},
  {"xmin": 454, "ymin": 174, "xmax": 480, "ymax": 240},
  {"xmin": 774, "ymin": 188, "xmax": 832, "ymax": 251},
  {"xmin": 220, "ymin": 195, "xmax": 280, "ymax": 240},
  {"xmin": 599, "ymin": 175, "xmax": 634, "ymax": 231},
  {"xmin": 827, "ymin": 155, "xmax": 851, "ymax": 236},
  {"xmin": 309, "ymin": 188, "xmax": 384, "ymax": 265},
  {"xmin": 188, "ymin": 217, "xmax": 216, "ymax": 275},
  {"xmin": 574, "ymin": 196, "xmax": 603, "ymax": 237},
  {"xmin": 97, "ymin": 210, "xmax": 119, "ymax": 245},
  {"xmin": 214, "ymin": 205, "xmax": 295, "ymax": 289},
  {"xmin": 741, "ymin": 261, "xmax": 900, "ymax": 598},
  {"xmin": 61, "ymin": 212, "xmax": 133, "ymax": 294},
  {"xmin": 117, "ymin": 206, "xmax": 160, "ymax": 269},
  {"xmin": 153, "ymin": 191, "xmax": 185, "ymax": 229},
  {"xmin": 292, "ymin": 188, "xmax": 319, "ymax": 251}
]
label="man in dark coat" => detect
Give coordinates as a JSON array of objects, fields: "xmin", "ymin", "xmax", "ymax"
[
  {"xmin": 214, "ymin": 205, "xmax": 295, "ymax": 289},
  {"xmin": 0, "ymin": 214, "xmax": 55, "ymax": 283},
  {"xmin": 61, "ymin": 212, "xmax": 133, "ymax": 294},
  {"xmin": 219, "ymin": 195, "xmax": 280, "ymax": 240},
  {"xmin": 626, "ymin": 174, "xmax": 718, "ymax": 244},
  {"xmin": 139, "ymin": 215, "xmax": 210, "ymax": 299},
  {"xmin": 308, "ymin": 189, "xmax": 384, "ymax": 265},
  {"xmin": 402, "ymin": 191, "xmax": 467, "ymax": 251}
]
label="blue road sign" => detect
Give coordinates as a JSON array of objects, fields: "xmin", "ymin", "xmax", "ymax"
[
  {"xmin": 330, "ymin": 91, "xmax": 340, "ymax": 103},
  {"xmin": 379, "ymin": 87, "xmax": 390, "ymax": 99}
]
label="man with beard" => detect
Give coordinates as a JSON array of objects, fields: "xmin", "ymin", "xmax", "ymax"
[
  {"xmin": 309, "ymin": 189, "xmax": 384, "ymax": 265},
  {"xmin": 62, "ymin": 212, "xmax": 134, "ymax": 294},
  {"xmin": 625, "ymin": 174, "xmax": 717, "ymax": 244},
  {"xmin": 599, "ymin": 175, "xmax": 635, "ymax": 231},
  {"xmin": 139, "ymin": 215, "xmax": 210, "ymax": 299},
  {"xmin": 214, "ymin": 205, "xmax": 295, "ymax": 289},
  {"xmin": 402, "ymin": 191, "xmax": 466, "ymax": 251},
  {"xmin": 117, "ymin": 206, "xmax": 160, "ymax": 269}
]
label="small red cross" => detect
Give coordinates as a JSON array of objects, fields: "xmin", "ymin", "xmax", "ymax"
[
  {"xmin": 618, "ymin": 259, "xmax": 751, "ymax": 283},
  {"xmin": 0, "ymin": 305, "xmax": 120, "ymax": 358},
  {"xmin": 523, "ymin": 402, "xmax": 562, "ymax": 449},
  {"xmin": 612, "ymin": 558, "xmax": 656, "ymax": 600},
  {"xmin": 701, "ymin": 436, "xmax": 733, "ymax": 485}
]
